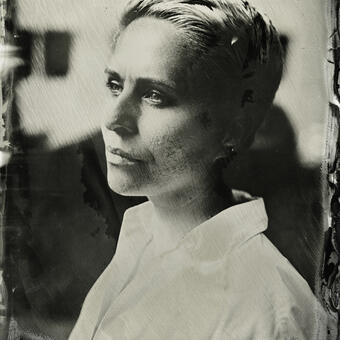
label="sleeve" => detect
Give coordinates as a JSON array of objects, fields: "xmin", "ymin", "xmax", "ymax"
[{"xmin": 274, "ymin": 300, "xmax": 329, "ymax": 340}]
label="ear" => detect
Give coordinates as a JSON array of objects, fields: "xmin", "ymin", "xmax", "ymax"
[{"xmin": 222, "ymin": 101, "xmax": 255, "ymax": 153}]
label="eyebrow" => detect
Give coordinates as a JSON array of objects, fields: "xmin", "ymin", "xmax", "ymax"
[
  {"xmin": 104, "ymin": 67, "xmax": 178, "ymax": 93},
  {"xmin": 104, "ymin": 68, "xmax": 122, "ymax": 80}
]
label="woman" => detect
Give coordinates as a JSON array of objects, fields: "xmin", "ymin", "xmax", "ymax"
[{"xmin": 70, "ymin": 0, "xmax": 327, "ymax": 339}]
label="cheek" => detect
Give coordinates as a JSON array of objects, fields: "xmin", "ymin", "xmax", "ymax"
[
  {"xmin": 142, "ymin": 114, "xmax": 220, "ymax": 173},
  {"xmin": 196, "ymin": 111, "xmax": 214, "ymax": 130}
]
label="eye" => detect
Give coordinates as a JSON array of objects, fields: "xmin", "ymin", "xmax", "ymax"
[
  {"xmin": 143, "ymin": 90, "xmax": 166, "ymax": 106},
  {"xmin": 106, "ymin": 77, "xmax": 123, "ymax": 96}
]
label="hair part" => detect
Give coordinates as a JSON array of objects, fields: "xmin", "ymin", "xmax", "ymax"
[{"xmin": 116, "ymin": 0, "xmax": 283, "ymax": 149}]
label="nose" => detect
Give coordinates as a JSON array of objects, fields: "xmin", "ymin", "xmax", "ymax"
[{"xmin": 103, "ymin": 92, "xmax": 139, "ymax": 137}]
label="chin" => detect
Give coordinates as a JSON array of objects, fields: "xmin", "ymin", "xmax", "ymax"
[
  {"xmin": 107, "ymin": 181, "xmax": 142, "ymax": 196},
  {"xmin": 106, "ymin": 167, "xmax": 147, "ymax": 197}
]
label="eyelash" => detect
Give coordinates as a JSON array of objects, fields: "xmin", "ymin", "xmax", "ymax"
[
  {"xmin": 106, "ymin": 79, "xmax": 122, "ymax": 96},
  {"xmin": 143, "ymin": 90, "xmax": 165, "ymax": 106},
  {"xmin": 106, "ymin": 78, "xmax": 168, "ymax": 107}
]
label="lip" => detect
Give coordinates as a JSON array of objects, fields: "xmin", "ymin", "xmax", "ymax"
[{"xmin": 105, "ymin": 146, "xmax": 141, "ymax": 165}]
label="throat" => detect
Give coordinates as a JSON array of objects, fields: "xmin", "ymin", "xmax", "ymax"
[{"xmin": 148, "ymin": 182, "xmax": 234, "ymax": 253}]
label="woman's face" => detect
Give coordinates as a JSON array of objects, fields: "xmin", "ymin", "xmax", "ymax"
[{"xmin": 102, "ymin": 17, "xmax": 241, "ymax": 198}]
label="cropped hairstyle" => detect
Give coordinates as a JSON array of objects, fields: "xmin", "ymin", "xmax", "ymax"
[{"xmin": 115, "ymin": 0, "xmax": 283, "ymax": 148}]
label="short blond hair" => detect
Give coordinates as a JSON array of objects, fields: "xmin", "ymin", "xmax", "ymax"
[{"xmin": 117, "ymin": 0, "xmax": 283, "ymax": 147}]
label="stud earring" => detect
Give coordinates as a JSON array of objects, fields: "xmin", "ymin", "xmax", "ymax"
[
  {"xmin": 213, "ymin": 144, "xmax": 237, "ymax": 170},
  {"xmin": 224, "ymin": 144, "xmax": 237, "ymax": 163}
]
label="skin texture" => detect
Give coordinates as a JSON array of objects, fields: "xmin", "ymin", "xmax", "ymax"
[{"xmin": 101, "ymin": 17, "xmax": 245, "ymax": 247}]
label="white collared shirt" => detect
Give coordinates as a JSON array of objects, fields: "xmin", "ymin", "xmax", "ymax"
[{"xmin": 69, "ymin": 197, "xmax": 327, "ymax": 340}]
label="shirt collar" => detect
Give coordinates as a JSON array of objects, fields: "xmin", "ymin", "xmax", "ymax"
[
  {"xmin": 175, "ymin": 197, "xmax": 268, "ymax": 258},
  {"xmin": 134, "ymin": 194, "xmax": 268, "ymax": 258}
]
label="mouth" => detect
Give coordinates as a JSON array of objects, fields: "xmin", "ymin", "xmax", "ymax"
[{"xmin": 105, "ymin": 146, "xmax": 140, "ymax": 166}]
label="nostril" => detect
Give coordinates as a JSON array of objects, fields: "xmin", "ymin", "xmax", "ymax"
[
  {"xmin": 105, "ymin": 122, "xmax": 136, "ymax": 137},
  {"xmin": 114, "ymin": 126, "xmax": 134, "ymax": 137}
]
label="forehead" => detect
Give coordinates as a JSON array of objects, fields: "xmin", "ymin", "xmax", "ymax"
[
  {"xmin": 108, "ymin": 17, "xmax": 193, "ymax": 84},
  {"xmin": 108, "ymin": 16, "xmax": 243, "ymax": 104}
]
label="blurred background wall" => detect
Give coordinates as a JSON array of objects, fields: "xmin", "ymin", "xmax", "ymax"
[{"xmin": 4, "ymin": 0, "xmax": 328, "ymax": 339}]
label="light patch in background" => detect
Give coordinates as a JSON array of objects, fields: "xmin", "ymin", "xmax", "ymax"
[
  {"xmin": 298, "ymin": 122, "xmax": 326, "ymax": 166},
  {"xmin": 250, "ymin": 0, "xmax": 327, "ymax": 166},
  {"xmin": 16, "ymin": 0, "xmax": 124, "ymax": 150},
  {"xmin": 0, "ymin": 150, "xmax": 11, "ymax": 167}
]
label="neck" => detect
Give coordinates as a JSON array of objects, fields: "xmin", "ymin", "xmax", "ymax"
[{"xmin": 147, "ymin": 177, "xmax": 234, "ymax": 252}]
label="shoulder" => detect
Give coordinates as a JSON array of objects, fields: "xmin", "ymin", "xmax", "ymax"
[
  {"xmin": 223, "ymin": 233, "xmax": 327, "ymax": 339},
  {"xmin": 115, "ymin": 200, "xmax": 152, "ymax": 246},
  {"xmin": 120, "ymin": 200, "xmax": 152, "ymax": 233},
  {"xmin": 70, "ymin": 201, "xmax": 154, "ymax": 338}
]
